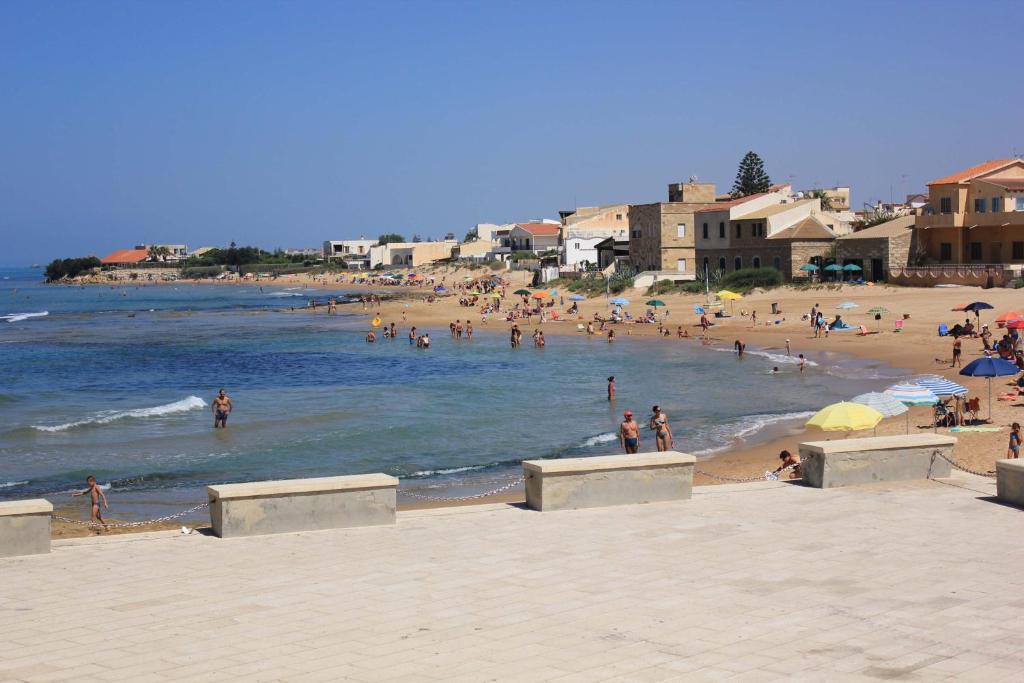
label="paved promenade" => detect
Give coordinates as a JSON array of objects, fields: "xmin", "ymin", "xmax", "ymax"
[{"xmin": 2, "ymin": 474, "xmax": 1023, "ymax": 682}]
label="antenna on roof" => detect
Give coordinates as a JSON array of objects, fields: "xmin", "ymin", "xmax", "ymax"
[{"xmin": 688, "ymin": 175, "xmax": 698, "ymax": 183}]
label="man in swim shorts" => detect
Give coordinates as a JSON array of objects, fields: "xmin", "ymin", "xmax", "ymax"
[
  {"xmin": 620, "ymin": 410, "xmax": 640, "ymax": 454},
  {"xmin": 212, "ymin": 388, "xmax": 232, "ymax": 428}
]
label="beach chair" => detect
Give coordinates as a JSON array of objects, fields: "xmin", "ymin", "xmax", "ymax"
[
  {"xmin": 894, "ymin": 319, "xmax": 904, "ymax": 333},
  {"xmin": 966, "ymin": 397, "xmax": 981, "ymax": 423},
  {"xmin": 576, "ymin": 323, "xmax": 585, "ymax": 332},
  {"xmin": 856, "ymin": 325, "xmax": 873, "ymax": 336},
  {"xmin": 938, "ymin": 324, "xmax": 949, "ymax": 336}
]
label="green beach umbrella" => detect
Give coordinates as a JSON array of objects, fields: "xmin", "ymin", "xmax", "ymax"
[
  {"xmin": 646, "ymin": 299, "xmax": 666, "ymax": 308},
  {"xmin": 513, "ymin": 289, "xmax": 531, "ymax": 296},
  {"xmin": 798, "ymin": 263, "xmax": 819, "ymax": 272}
]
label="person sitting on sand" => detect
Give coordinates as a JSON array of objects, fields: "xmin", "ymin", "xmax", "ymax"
[
  {"xmin": 71, "ymin": 475, "xmax": 109, "ymax": 529},
  {"xmin": 620, "ymin": 411, "xmax": 640, "ymax": 454},
  {"xmin": 773, "ymin": 450, "xmax": 801, "ymax": 478}
]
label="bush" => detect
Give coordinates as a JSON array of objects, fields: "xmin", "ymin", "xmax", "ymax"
[
  {"xmin": 45, "ymin": 256, "xmax": 101, "ymax": 282},
  {"xmin": 719, "ymin": 267, "xmax": 783, "ymax": 293},
  {"xmin": 181, "ymin": 265, "xmax": 225, "ymax": 279},
  {"xmin": 647, "ymin": 279, "xmax": 704, "ymax": 295}
]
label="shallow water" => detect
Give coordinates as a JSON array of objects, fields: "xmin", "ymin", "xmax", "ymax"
[{"xmin": 0, "ymin": 267, "xmax": 908, "ymax": 520}]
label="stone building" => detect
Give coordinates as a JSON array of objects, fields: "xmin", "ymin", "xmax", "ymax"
[
  {"xmin": 628, "ymin": 182, "xmax": 716, "ymax": 276},
  {"xmin": 835, "ymin": 216, "xmax": 916, "ymax": 281}
]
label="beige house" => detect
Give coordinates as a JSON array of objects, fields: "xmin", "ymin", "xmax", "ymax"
[
  {"xmin": 835, "ymin": 215, "xmax": 916, "ymax": 281},
  {"xmin": 560, "ymin": 204, "xmax": 630, "ymax": 240},
  {"xmin": 369, "ymin": 241, "xmax": 457, "ymax": 268},
  {"xmin": 628, "ymin": 182, "xmax": 717, "ymax": 275},
  {"xmin": 915, "ymin": 158, "xmax": 1024, "ymax": 265}
]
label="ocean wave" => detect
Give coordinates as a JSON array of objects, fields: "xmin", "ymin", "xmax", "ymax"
[
  {"xmin": 579, "ymin": 432, "xmax": 618, "ymax": 447},
  {"xmin": 691, "ymin": 410, "xmax": 816, "ymax": 456},
  {"xmin": 408, "ymin": 465, "xmax": 489, "ymax": 477},
  {"xmin": 2, "ymin": 311, "xmax": 48, "ymax": 323},
  {"xmin": 32, "ymin": 396, "xmax": 207, "ymax": 432},
  {"xmin": 265, "ymin": 292, "xmax": 304, "ymax": 297},
  {"xmin": 0, "ymin": 480, "xmax": 28, "ymax": 489},
  {"xmin": 709, "ymin": 345, "xmax": 817, "ymax": 366}
]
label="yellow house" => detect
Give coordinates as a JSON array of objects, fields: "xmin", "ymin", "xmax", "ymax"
[{"xmin": 916, "ymin": 158, "xmax": 1024, "ymax": 265}]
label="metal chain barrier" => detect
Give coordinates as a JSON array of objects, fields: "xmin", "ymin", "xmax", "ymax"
[
  {"xmin": 52, "ymin": 502, "xmax": 209, "ymax": 528},
  {"xmin": 931, "ymin": 449, "xmax": 997, "ymax": 478},
  {"xmin": 695, "ymin": 463, "xmax": 798, "ymax": 483},
  {"xmin": 400, "ymin": 476, "xmax": 525, "ymax": 502}
]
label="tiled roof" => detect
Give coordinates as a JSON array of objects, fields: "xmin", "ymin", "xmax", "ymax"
[
  {"xmin": 735, "ymin": 199, "xmax": 813, "ymax": 220},
  {"xmin": 838, "ymin": 215, "xmax": 916, "ymax": 240},
  {"xmin": 515, "ymin": 223, "xmax": 560, "ymax": 236},
  {"xmin": 100, "ymin": 249, "xmax": 149, "ymax": 264},
  {"xmin": 927, "ymin": 159, "xmax": 1016, "ymax": 186},
  {"xmin": 767, "ymin": 216, "xmax": 835, "ymax": 241},
  {"xmin": 695, "ymin": 193, "xmax": 767, "ymax": 213},
  {"xmin": 976, "ymin": 178, "xmax": 1024, "ymax": 191}
]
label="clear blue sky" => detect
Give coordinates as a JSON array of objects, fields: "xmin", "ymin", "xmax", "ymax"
[{"xmin": 2, "ymin": 0, "xmax": 1022, "ymax": 265}]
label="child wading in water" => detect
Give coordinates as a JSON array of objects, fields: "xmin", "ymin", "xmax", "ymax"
[{"xmin": 72, "ymin": 475, "xmax": 109, "ymax": 528}]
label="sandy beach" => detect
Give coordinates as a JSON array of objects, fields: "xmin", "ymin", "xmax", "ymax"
[{"xmin": 52, "ymin": 265, "xmax": 1023, "ymax": 537}]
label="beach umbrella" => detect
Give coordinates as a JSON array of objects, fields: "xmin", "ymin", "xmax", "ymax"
[
  {"xmin": 610, "ymin": 297, "xmax": 630, "ymax": 306},
  {"xmin": 960, "ymin": 356, "xmax": 1019, "ymax": 421},
  {"xmin": 798, "ymin": 263, "xmax": 819, "ymax": 272},
  {"xmin": 851, "ymin": 391, "xmax": 908, "ymax": 435},
  {"xmin": 549, "ymin": 289, "xmax": 559, "ymax": 296},
  {"xmin": 963, "ymin": 301, "xmax": 994, "ymax": 324},
  {"xmin": 487, "ymin": 292, "xmax": 502, "ymax": 299},
  {"xmin": 885, "ymin": 382, "xmax": 939, "ymax": 433},
  {"xmin": 717, "ymin": 290, "xmax": 742, "ymax": 313},
  {"xmin": 568, "ymin": 294, "xmax": 586, "ymax": 301},
  {"xmin": 646, "ymin": 299, "xmax": 667, "ymax": 308},
  {"xmin": 952, "ymin": 302, "xmax": 970, "ymax": 312},
  {"xmin": 837, "ymin": 302, "xmax": 858, "ymax": 310},
  {"xmin": 843, "ymin": 264, "xmax": 862, "ymax": 271},
  {"xmin": 823, "ymin": 263, "xmax": 842, "ymax": 281},
  {"xmin": 531, "ymin": 291, "xmax": 549, "ymax": 300},
  {"xmin": 1006, "ymin": 319, "xmax": 1024, "ymax": 330},
  {"xmin": 693, "ymin": 305, "xmax": 705, "ymax": 315},
  {"xmin": 806, "ymin": 401, "xmax": 883, "ymax": 432},
  {"xmin": 914, "ymin": 375, "xmax": 967, "ymax": 397},
  {"xmin": 995, "ymin": 311, "xmax": 1024, "ymax": 326},
  {"xmin": 513, "ymin": 289, "xmax": 531, "ymax": 296},
  {"xmin": 867, "ymin": 306, "xmax": 889, "ymax": 331}
]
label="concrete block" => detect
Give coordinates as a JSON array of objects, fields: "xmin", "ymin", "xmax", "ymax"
[
  {"xmin": 522, "ymin": 451, "xmax": 695, "ymax": 511},
  {"xmin": 995, "ymin": 459, "xmax": 1024, "ymax": 508},
  {"xmin": 0, "ymin": 499, "xmax": 52, "ymax": 558},
  {"xmin": 799, "ymin": 434, "xmax": 956, "ymax": 488},
  {"xmin": 207, "ymin": 474, "xmax": 398, "ymax": 538}
]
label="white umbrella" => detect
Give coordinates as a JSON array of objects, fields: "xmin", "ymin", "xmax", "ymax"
[
  {"xmin": 885, "ymin": 382, "xmax": 939, "ymax": 434},
  {"xmin": 851, "ymin": 392, "xmax": 908, "ymax": 435}
]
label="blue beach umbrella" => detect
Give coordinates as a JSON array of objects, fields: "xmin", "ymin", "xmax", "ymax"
[
  {"xmin": 610, "ymin": 297, "xmax": 630, "ymax": 306},
  {"xmin": 885, "ymin": 382, "xmax": 939, "ymax": 433},
  {"xmin": 960, "ymin": 356, "xmax": 1019, "ymax": 420},
  {"xmin": 798, "ymin": 263, "xmax": 819, "ymax": 272},
  {"xmin": 568, "ymin": 294, "xmax": 586, "ymax": 301},
  {"xmin": 837, "ymin": 302, "xmax": 858, "ymax": 310},
  {"xmin": 842, "ymin": 264, "xmax": 862, "ymax": 271},
  {"xmin": 914, "ymin": 375, "xmax": 967, "ymax": 397},
  {"xmin": 549, "ymin": 289, "xmax": 559, "ymax": 296},
  {"xmin": 693, "ymin": 305, "xmax": 705, "ymax": 315}
]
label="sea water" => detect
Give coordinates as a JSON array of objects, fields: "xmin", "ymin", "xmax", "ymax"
[{"xmin": 0, "ymin": 267, "xmax": 907, "ymax": 520}]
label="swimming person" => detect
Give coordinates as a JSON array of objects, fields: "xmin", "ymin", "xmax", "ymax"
[
  {"xmin": 649, "ymin": 405, "xmax": 673, "ymax": 451},
  {"xmin": 212, "ymin": 388, "xmax": 232, "ymax": 428},
  {"xmin": 71, "ymin": 475, "xmax": 109, "ymax": 528},
  {"xmin": 620, "ymin": 411, "xmax": 640, "ymax": 454}
]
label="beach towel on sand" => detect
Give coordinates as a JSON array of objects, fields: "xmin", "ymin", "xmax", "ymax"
[{"xmin": 950, "ymin": 426, "xmax": 1001, "ymax": 432}]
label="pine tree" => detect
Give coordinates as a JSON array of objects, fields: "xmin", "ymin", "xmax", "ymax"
[{"xmin": 730, "ymin": 151, "xmax": 771, "ymax": 198}]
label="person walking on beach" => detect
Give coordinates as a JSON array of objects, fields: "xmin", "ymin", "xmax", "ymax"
[
  {"xmin": 734, "ymin": 339, "xmax": 745, "ymax": 357},
  {"xmin": 785, "ymin": 339, "xmax": 791, "ymax": 356},
  {"xmin": 649, "ymin": 405, "xmax": 673, "ymax": 451},
  {"xmin": 1008, "ymin": 423, "xmax": 1021, "ymax": 459},
  {"xmin": 620, "ymin": 411, "xmax": 640, "ymax": 454},
  {"xmin": 212, "ymin": 389, "xmax": 232, "ymax": 428},
  {"xmin": 952, "ymin": 338, "xmax": 963, "ymax": 367},
  {"xmin": 607, "ymin": 376, "xmax": 615, "ymax": 401},
  {"xmin": 71, "ymin": 475, "xmax": 108, "ymax": 528}
]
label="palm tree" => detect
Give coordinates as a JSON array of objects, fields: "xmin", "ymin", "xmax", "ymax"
[
  {"xmin": 807, "ymin": 189, "xmax": 835, "ymax": 212},
  {"xmin": 147, "ymin": 245, "xmax": 171, "ymax": 262}
]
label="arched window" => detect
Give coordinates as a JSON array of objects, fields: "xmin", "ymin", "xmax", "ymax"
[
  {"xmin": 752, "ymin": 256, "xmax": 761, "ymax": 269},
  {"xmin": 702, "ymin": 256, "xmax": 710, "ymax": 275},
  {"xmin": 734, "ymin": 256, "xmax": 742, "ymax": 271},
  {"xmin": 773, "ymin": 256, "xmax": 782, "ymax": 270},
  {"xmin": 718, "ymin": 257, "xmax": 726, "ymax": 272}
]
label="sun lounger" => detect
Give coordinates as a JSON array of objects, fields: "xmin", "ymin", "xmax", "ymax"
[
  {"xmin": 938, "ymin": 324, "xmax": 949, "ymax": 336},
  {"xmin": 857, "ymin": 325, "xmax": 877, "ymax": 336},
  {"xmin": 894, "ymin": 319, "xmax": 904, "ymax": 333}
]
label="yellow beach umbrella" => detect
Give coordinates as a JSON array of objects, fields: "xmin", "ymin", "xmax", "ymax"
[
  {"xmin": 371, "ymin": 316, "xmax": 382, "ymax": 328},
  {"xmin": 805, "ymin": 401, "xmax": 883, "ymax": 432},
  {"xmin": 717, "ymin": 290, "xmax": 743, "ymax": 300}
]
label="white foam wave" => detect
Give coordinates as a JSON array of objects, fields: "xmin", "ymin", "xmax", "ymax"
[
  {"xmin": 708, "ymin": 345, "xmax": 817, "ymax": 366},
  {"xmin": 33, "ymin": 396, "xmax": 207, "ymax": 432},
  {"xmin": 2, "ymin": 311, "xmax": 48, "ymax": 323},
  {"xmin": 266, "ymin": 292, "xmax": 303, "ymax": 297},
  {"xmin": 580, "ymin": 432, "xmax": 618, "ymax": 447},
  {"xmin": 0, "ymin": 480, "xmax": 28, "ymax": 489},
  {"xmin": 409, "ymin": 465, "xmax": 488, "ymax": 477},
  {"xmin": 691, "ymin": 410, "xmax": 816, "ymax": 456}
]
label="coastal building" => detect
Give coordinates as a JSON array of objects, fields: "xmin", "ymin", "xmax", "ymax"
[
  {"xmin": 323, "ymin": 238, "xmax": 377, "ymax": 266},
  {"xmin": 559, "ymin": 205, "xmax": 629, "ymax": 270},
  {"xmin": 134, "ymin": 244, "xmax": 188, "ymax": 262},
  {"xmin": 835, "ymin": 215, "xmax": 916, "ymax": 281},
  {"xmin": 914, "ymin": 158, "xmax": 1024, "ymax": 265},
  {"xmin": 562, "ymin": 236, "xmax": 605, "ymax": 270},
  {"xmin": 100, "ymin": 249, "xmax": 149, "ymax": 266},
  {"xmin": 628, "ymin": 182, "xmax": 717, "ymax": 276},
  {"xmin": 508, "ymin": 223, "xmax": 560, "ymax": 254},
  {"xmin": 368, "ymin": 240, "xmax": 458, "ymax": 268},
  {"xmin": 189, "ymin": 246, "xmax": 217, "ymax": 258}
]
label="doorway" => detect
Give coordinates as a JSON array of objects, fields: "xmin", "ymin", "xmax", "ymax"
[{"xmin": 871, "ymin": 258, "xmax": 884, "ymax": 281}]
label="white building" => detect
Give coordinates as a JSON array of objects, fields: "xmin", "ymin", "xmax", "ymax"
[
  {"xmin": 562, "ymin": 236, "xmax": 605, "ymax": 270},
  {"xmin": 323, "ymin": 238, "xmax": 377, "ymax": 266}
]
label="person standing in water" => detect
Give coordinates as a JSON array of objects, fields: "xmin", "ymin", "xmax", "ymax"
[
  {"xmin": 212, "ymin": 388, "xmax": 232, "ymax": 428},
  {"xmin": 620, "ymin": 411, "xmax": 640, "ymax": 454},
  {"xmin": 607, "ymin": 376, "xmax": 616, "ymax": 401}
]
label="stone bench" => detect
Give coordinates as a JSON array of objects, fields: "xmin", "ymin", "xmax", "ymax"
[
  {"xmin": 208, "ymin": 474, "xmax": 398, "ymax": 538},
  {"xmin": 799, "ymin": 434, "xmax": 956, "ymax": 488},
  {"xmin": 0, "ymin": 499, "xmax": 52, "ymax": 558},
  {"xmin": 995, "ymin": 459, "xmax": 1024, "ymax": 508},
  {"xmin": 522, "ymin": 452, "xmax": 695, "ymax": 511}
]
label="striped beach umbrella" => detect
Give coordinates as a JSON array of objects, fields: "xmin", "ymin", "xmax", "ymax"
[
  {"xmin": 914, "ymin": 375, "xmax": 967, "ymax": 397},
  {"xmin": 850, "ymin": 392, "xmax": 908, "ymax": 418},
  {"xmin": 885, "ymin": 382, "xmax": 939, "ymax": 433}
]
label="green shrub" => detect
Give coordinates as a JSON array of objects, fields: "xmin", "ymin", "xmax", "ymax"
[
  {"xmin": 45, "ymin": 256, "xmax": 101, "ymax": 282},
  {"xmin": 181, "ymin": 265, "xmax": 225, "ymax": 279},
  {"xmin": 719, "ymin": 267, "xmax": 783, "ymax": 292}
]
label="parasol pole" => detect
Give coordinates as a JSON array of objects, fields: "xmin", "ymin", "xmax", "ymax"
[{"xmin": 988, "ymin": 376, "xmax": 993, "ymax": 422}]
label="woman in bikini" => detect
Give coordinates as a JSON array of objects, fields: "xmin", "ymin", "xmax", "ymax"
[{"xmin": 650, "ymin": 405, "xmax": 673, "ymax": 452}]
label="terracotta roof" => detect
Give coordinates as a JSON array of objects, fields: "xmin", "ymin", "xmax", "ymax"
[
  {"xmin": 976, "ymin": 178, "xmax": 1024, "ymax": 191},
  {"xmin": 515, "ymin": 223, "xmax": 560, "ymax": 236},
  {"xmin": 695, "ymin": 193, "xmax": 767, "ymax": 213},
  {"xmin": 927, "ymin": 159, "xmax": 1016, "ymax": 186},
  {"xmin": 767, "ymin": 216, "xmax": 835, "ymax": 241},
  {"xmin": 837, "ymin": 215, "xmax": 916, "ymax": 240},
  {"xmin": 100, "ymin": 249, "xmax": 149, "ymax": 264}
]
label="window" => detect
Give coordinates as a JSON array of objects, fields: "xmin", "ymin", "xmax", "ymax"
[
  {"xmin": 1013, "ymin": 242, "xmax": 1024, "ymax": 260},
  {"xmin": 719, "ymin": 221, "xmax": 725, "ymax": 238},
  {"xmin": 676, "ymin": 259, "xmax": 686, "ymax": 273},
  {"xmin": 735, "ymin": 223, "xmax": 742, "ymax": 238},
  {"xmin": 615, "ymin": 213, "xmax": 623, "ymax": 220},
  {"xmin": 974, "ymin": 198, "xmax": 986, "ymax": 213},
  {"xmin": 940, "ymin": 197, "xmax": 952, "ymax": 214},
  {"xmin": 773, "ymin": 256, "xmax": 781, "ymax": 270},
  {"xmin": 1017, "ymin": 197, "xmax": 1024, "ymax": 211},
  {"xmin": 702, "ymin": 222, "xmax": 708, "ymax": 239},
  {"xmin": 940, "ymin": 243, "xmax": 952, "ymax": 261},
  {"xmin": 676, "ymin": 223, "xmax": 686, "ymax": 238},
  {"xmin": 734, "ymin": 256, "xmax": 742, "ymax": 271},
  {"xmin": 718, "ymin": 257, "xmax": 726, "ymax": 271},
  {"xmin": 752, "ymin": 257, "xmax": 761, "ymax": 269},
  {"xmin": 969, "ymin": 242, "xmax": 982, "ymax": 260},
  {"xmin": 992, "ymin": 197, "xmax": 1000, "ymax": 213},
  {"xmin": 631, "ymin": 230, "xmax": 641, "ymax": 239}
]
